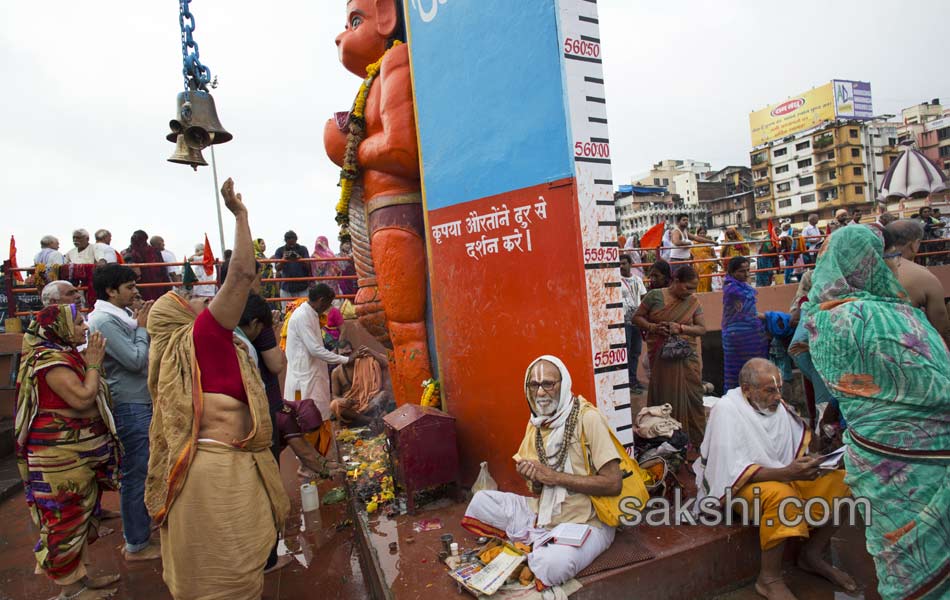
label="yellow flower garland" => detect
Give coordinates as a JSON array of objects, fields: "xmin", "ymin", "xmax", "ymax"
[
  {"xmin": 420, "ymin": 378, "xmax": 441, "ymax": 409},
  {"xmin": 335, "ymin": 41, "xmax": 403, "ymax": 240}
]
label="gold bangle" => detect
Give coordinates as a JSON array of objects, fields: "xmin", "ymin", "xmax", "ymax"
[{"xmin": 86, "ymin": 364, "xmax": 101, "ymax": 371}]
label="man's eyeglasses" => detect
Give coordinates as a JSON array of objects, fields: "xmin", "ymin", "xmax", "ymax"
[{"xmin": 527, "ymin": 380, "xmax": 560, "ymax": 393}]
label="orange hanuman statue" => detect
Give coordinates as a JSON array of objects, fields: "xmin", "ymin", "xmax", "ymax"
[{"xmin": 324, "ymin": 0, "xmax": 433, "ymax": 407}]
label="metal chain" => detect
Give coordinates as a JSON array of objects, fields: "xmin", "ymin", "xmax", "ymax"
[{"xmin": 179, "ymin": 0, "xmax": 212, "ymax": 91}]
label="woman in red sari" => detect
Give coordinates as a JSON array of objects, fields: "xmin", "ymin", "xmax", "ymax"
[
  {"xmin": 633, "ymin": 266, "xmax": 707, "ymax": 448},
  {"xmin": 15, "ymin": 304, "xmax": 120, "ymax": 599}
]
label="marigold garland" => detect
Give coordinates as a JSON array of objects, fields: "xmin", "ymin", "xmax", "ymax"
[
  {"xmin": 420, "ymin": 378, "xmax": 441, "ymax": 409},
  {"xmin": 335, "ymin": 41, "xmax": 403, "ymax": 243}
]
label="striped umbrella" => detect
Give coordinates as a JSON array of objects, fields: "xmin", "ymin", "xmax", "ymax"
[{"xmin": 878, "ymin": 142, "xmax": 948, "ymax": 200}]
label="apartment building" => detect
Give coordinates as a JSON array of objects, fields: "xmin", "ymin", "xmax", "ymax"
[{"xmin": 750, "ymin": 121, "xmax": 899, "ymax": 227}]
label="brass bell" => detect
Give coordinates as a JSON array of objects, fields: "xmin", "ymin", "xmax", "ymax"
[
  {"xmin": 167, "ymin": 134, "xmax": 208, "ymax": 171},
  {"xmin": 167, "ymin": 90, "xmax": 232, "ymax": 149}
]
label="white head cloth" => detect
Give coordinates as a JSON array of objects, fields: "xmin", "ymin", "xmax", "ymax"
[{"xmin": 525, "ymin": 355, "xmax": 576, "ymax": 528}]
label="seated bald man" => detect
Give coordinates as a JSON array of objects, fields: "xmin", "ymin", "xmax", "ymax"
[
  {"xmin": 695, "ymin": 358, "xmax": 856, "ymax": 600},
  {"xmin": 461, "ymin": 356, "xmax": 621, "ymax": 589}
]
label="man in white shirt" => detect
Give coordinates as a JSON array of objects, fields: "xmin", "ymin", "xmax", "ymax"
[
  {"xmin": 93, "ymin": 229, "xmax": 119, "ymax": 265},
  {"xmin": 34, "ymin": 235, "xmax": 65, "ymax": 269},
  {"xmin": 619, "ymin": 255, "xmax": 647, "ymax": 393},
  {"xmin": 801, "ymin": 214, "xmax": 821, "ymax": 266},
  {"xmin": 283, "ymin": 283, "xmax": 354, "ymax": 419},
  {"xmin": 669, "ymin": 213, "xmax": 698, "ymax": 272},
  {"xmin": 65, "ymin": 229, "xmax": 97, "ymax": 264},
  {"xmin": 189, "ymin": 243, "xmax": 217, "ymax": 295},
  {"xmin": 659, "ymin": 229, "xmax": 672, "ymax": 262},
  {"xmin": 150, "ymin": 235, "xmax": 181, "ymax": 282}
]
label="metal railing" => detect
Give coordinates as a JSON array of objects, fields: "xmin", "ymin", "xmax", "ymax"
[
  {"xmin": 2, "ymin": 255, "xmax": 358, "ymax": 317},
  {"xmin": 623, "ymin": 233, "xmax": 950, "ymax": 287}
]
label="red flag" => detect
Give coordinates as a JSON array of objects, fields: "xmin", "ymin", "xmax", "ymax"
[
  {"xmin": 8, "ymin": 235, "xmax": 23, "ymax": 283},
  {"xmin": 767, "ymin": 219, "xmax": 780, "ymax": 247},
  {"xmin": 202, "ymin": 234, "xmax": 215, "ymax": 276},
  {"xmin": 639, "ymin": 222, "xmax": 666, "ymax": 249}
]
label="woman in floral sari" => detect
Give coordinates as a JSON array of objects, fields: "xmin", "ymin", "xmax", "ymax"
[
  {"xmin": 691, "ymin": 226, "xmax": 718, "ymax": 293},
  {"xmin": 803, "ymin": 225, "xmax": 950, "ymax": 599},
  {"xmin": 721, "ymin": 256, "xmax": 768, "ymax": 391},
  {"xmin": 15, "ymin": 304, "xmax": 120, "ymax": 599},
  {"xmin": 633, "ymin": 265, "xmax": 707, "ymax": 448}
]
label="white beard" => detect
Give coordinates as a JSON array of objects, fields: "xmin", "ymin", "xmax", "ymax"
[{"xmin": 535, "ymin": 397, "xmax": 557, "ymax": 416}]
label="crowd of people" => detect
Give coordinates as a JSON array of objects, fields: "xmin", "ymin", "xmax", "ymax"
[
  {"xmin": 13, "ymin": 179, "xmax": 392, "ymax": 600},
  {"xmin": 9, "ymin": 190, "xmax": 950, "ymax": 600},
  {"xmin": 612, "ymin": 209, "xmax": 950, "ymax": 599},
  {"xmin": 26, "ymin": 227, "xmax": 357, "ymax": 305},
  {"xmin": 621, "ymin": 208, "xmax": 948, "ymax": 290}
]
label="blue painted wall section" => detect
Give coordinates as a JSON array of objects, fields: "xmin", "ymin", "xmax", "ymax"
[{"xmin": 406, "ymin": 0, "xmax": 573, "ymax": 210}]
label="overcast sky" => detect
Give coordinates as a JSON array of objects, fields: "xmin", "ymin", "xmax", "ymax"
[{"xmin": 2, "ymin": 0, "xmax": 948, "ymax": 265}]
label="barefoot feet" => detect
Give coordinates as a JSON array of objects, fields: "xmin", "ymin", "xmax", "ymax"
[
  {"xmin": 798, "ymin": 553, "xmax": 858, "ymax": 592},
  {"xmin": 754, "ymin": 577, "xmax": 797, "ymax": 600}
]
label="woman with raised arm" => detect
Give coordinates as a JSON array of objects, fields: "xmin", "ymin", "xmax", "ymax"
[{"xmin": 145, "ymin": 178, "xmax": 290, "ymax": 600}]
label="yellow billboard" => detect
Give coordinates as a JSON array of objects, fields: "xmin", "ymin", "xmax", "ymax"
[{"xmin": 749, "ymin": 83, "xmax": 836, "ymax": 146}]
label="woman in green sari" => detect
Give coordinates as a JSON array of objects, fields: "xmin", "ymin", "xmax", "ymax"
[
  {"xmin": 633, "ymin": 265, "xmax": 707, "ymax": 449},
  {"xmin": 802, "ymin": 225, "xmax": 950, "ymax": 600}
]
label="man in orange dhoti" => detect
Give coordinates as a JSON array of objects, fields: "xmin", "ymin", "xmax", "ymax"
[{"xmin": 694, "ymin": 359, "xmax": 857, "ymax": 600}]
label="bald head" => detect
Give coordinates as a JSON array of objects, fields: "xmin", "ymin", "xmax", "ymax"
[
  {"xmin": 885, "ymin": 219, "xmax": 924, "ymax": 259},
  {"xmin": 739, "ymin": 358, "xmax": 783, "ymax": 414}
]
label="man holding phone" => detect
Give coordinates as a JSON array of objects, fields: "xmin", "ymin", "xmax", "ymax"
[{"xmin": 272, "ymin": 230, "xmax": 311, "ymax": 298}]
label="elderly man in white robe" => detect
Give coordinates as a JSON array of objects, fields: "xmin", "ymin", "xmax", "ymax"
[
  {"xmin": 694, "ymin": 358, "xmax": 856, "ymax": 600},
  {"xmin": 283, "ymin": 283, "xmax": 355, "ymax": 418},
  {"xmin": 461, "ymin": 356, "xmax": 622, "ymax": 590}
]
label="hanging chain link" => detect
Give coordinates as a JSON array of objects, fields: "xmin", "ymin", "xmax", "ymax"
[{"xmin": 179, "ymin": 0, "xmax": 213, "ymax": 91}]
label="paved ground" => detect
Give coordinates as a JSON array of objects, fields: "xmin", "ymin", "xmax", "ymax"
[{"xmin": 0, "ymin": 452, "xmax": 369, "ymax": 600}]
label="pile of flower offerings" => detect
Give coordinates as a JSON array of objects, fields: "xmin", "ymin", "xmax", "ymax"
[{"xmin": 337, "ymin": 427, "xmax": 398, "ymax": 515}]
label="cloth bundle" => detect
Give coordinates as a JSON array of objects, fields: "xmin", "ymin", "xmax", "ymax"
[{"xmin": 634, "ymin": 404, "xmax": 682, "ymax": 439}]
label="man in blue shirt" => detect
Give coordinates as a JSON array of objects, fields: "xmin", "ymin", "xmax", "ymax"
[
  {"xmin": 88, "ymin": 265, "xmax": 161, "ymax": 561},
  {"xmin": 272, "ymin": 230, "xmax": 311, "ymax": 298}
]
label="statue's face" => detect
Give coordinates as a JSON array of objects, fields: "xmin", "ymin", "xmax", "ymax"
[{"xmin": 336, "ymin": 0, "xmax": 391, "ymax": 77}]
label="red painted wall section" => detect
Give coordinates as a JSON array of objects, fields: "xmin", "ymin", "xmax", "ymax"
[{"xmin": 426, "ymin": 177, "xmax": 595, "ymax": 491}]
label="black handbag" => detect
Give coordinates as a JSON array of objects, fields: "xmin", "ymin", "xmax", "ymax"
[{"xmin": 659, "ymin": 335, "xmax": 694, "ymax": 360}]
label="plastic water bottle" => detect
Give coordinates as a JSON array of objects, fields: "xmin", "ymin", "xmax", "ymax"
[{"xmin": 301, "ymin": 482, "xmax": 320, "ymax": 512}]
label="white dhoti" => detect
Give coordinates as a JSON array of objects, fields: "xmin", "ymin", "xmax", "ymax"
[{"xmin": 461, "ymin": 490, "xmax": 615, "ymax": 588}]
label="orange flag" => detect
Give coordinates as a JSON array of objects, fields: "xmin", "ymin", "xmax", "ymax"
[
  {"xmin": 202, "ymin": 234, "xmax": 215, "ymax": 276},
  {"xmin": 767, "ymin": 219, "xmax": 780, "ymax": 247},
  {"xmin": 639, "ymin": 222, "xmax": 666, "ymax": 250},
  {"xmin": 8, "ymin": 235, "xmax": 23, "ymax": 283}
]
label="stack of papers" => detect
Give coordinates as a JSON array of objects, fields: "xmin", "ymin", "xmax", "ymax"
[{"xmin": 466, "ymin": 546, "xmax": 526, "ymax": 596}]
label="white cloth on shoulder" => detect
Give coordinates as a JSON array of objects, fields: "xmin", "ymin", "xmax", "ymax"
[
  {"xmin": 693, "ymin": 387, "xmax": 806, "ymax": 505},
  {"xmin": 91, "ymin": 299, "xmax": 139, "ymax": 330},
  {"xmin": 464, "ymin": 490, "xmax": 614, "ymax": 588},
  {"xmin": 525, "ymin": 355, "xmax": 576, "ymax": 528}
]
